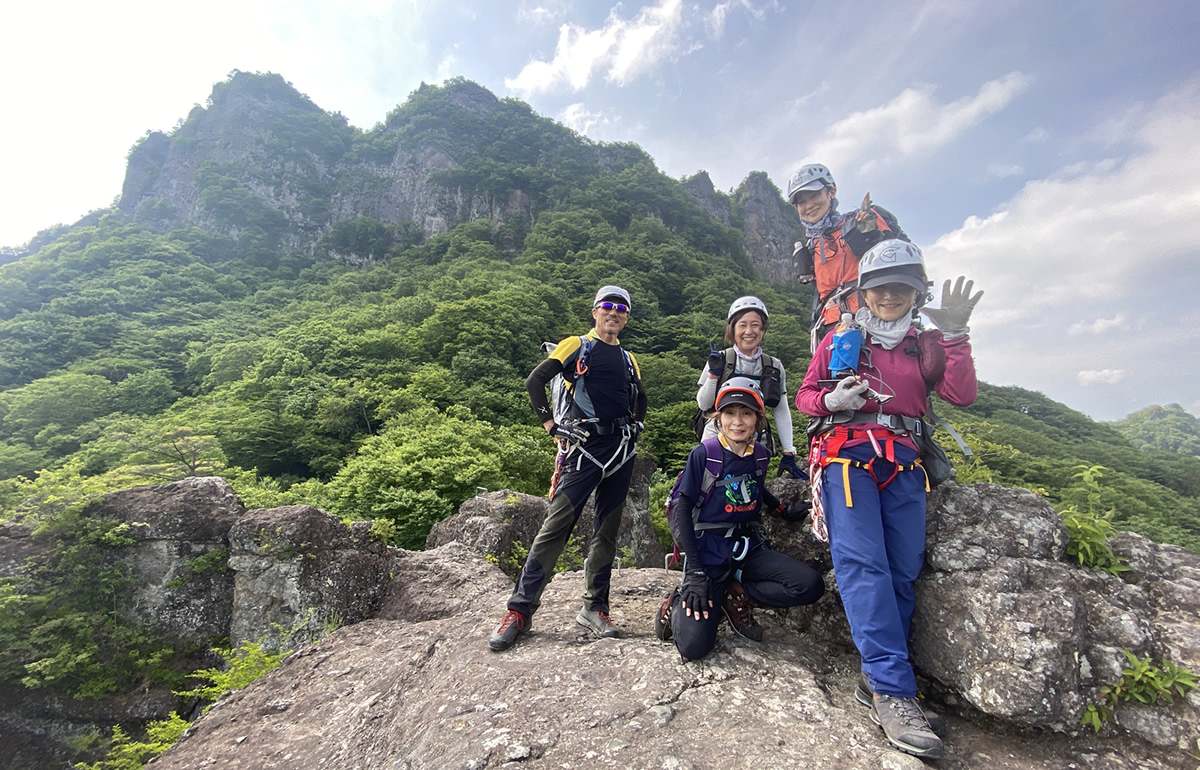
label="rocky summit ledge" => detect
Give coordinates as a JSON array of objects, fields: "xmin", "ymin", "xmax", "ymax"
[{"xmin": 151, "ymin": 562, "xmax": 1180, "ymax": 770}]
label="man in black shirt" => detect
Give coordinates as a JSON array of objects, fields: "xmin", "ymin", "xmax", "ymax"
[{"xmin": 488, "ymin": 285, "xmax": 648, "ymax": 651}]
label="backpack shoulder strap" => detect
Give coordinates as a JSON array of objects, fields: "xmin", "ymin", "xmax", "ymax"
[
  {"xmin": 719, "ymin": 348, "xmax": 737, "ymax": 389},
  {"xmin": 696, "ymin": 437, "xmax": 726, "ymax": 507},
  {"xmin": 752, "ymin": 442, "xmax": 770, "ymax": 478}
]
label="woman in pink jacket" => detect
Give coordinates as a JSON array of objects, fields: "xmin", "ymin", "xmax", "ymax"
[{"xmin": 796, "ymin": 239, "xmax": 982, "ymax": 760}]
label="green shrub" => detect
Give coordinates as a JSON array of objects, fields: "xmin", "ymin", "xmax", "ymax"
[
  {"xmin": 73, "ymin": 712, "xmax": 189, "ymax": 770},
  {"xmin": 1058, "ymin": 466, "xmax": 1129, "ymax": 576},
  {"xmin": 1082, "ymin": 651, "xmax": 1198, "ymax": 732}
]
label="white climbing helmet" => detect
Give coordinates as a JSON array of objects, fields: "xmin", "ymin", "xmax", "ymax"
[
  {"xmin": 786, "ymin": 164, "xmax": 835, "ymax": 203},
  {"xmin": 858, "ymin": 240, "xmax": 931, "ymax": 299},
  {"xmin": 727, "ymin": 296, "xmax": 769, "ymax": 323}
]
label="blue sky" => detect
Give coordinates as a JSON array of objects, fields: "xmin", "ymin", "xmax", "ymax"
[{"xmin": 2, "ymin": 0, "xmax": 1198, "ymax": 422}]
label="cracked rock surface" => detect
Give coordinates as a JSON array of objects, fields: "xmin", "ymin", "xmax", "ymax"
[{"xmin": 152, "ymin": 565, "xmax": 1183, "ymax": 769}]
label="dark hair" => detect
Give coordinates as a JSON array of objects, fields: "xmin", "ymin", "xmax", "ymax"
[{"xmin": 724, "ymin": 309, "xmax": 769, "ymax": 345}]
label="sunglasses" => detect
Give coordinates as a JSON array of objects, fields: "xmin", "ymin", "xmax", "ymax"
[{"xmin": 595, "ymin": 302, "xmax": 629, "ymax": 314}]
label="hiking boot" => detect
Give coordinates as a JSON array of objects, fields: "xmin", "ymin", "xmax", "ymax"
[
  {"xmin": 576, "ymin": 607, "xmax": 620, "ymax": 638},
  {"xmin": 654, "ymin": 588, "xmax": 677, "ymax": 641},
  {"xmin": 870, "ymin": 694, "xmax": 944, "ymax": 759},
  {"xmin": 721, "ymin": 579, "xmax": 763, "ymax": 642},
  {"xmin": 855, "ymin": 674, "xmax": 945, "ymax": 733},
  {"xmin": 488, "ymin": 610, "xmax": 529, "ymax": 652}
]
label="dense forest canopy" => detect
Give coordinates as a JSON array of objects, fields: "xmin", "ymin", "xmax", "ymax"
[{"xmin": 1, "ymin": 71, "xmax": 1196, "ymax": 557}]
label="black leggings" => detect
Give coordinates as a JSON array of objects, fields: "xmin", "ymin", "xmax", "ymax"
[{"xmin": 672, "ymin": 545, "xmax": 824, "ymax": 661}]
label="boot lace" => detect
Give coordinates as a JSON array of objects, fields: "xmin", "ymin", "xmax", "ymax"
[
  {"xmin": 885, "ymin": 697, "xmax": 931, "ymax": 729},
  {"xmin": 725, "ymin": 584, "xmax": 755, "ymax": 627},
  {"xmin": 497, "ymin": 610, "xmax": 526, "ymax": 633}
]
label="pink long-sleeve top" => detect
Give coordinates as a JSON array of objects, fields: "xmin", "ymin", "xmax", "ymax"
[{"xmin": 796, "ymin": 328, "xmax": 978, "ymax": 452}]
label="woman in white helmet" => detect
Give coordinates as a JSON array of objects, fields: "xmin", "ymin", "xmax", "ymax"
[
  {"xmin": 796, "ymin": 240, "xmax": 982, "ymax": 760},
  {"xmin": 786, "ymin": 163, "xmax": 907, "ymax": 350},
  {"xmin": 696, "ymin": 296, "xmax": 804, "ymax": 479}
]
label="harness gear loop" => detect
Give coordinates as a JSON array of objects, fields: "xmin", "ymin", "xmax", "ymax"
[{"xmin": 730, "ymin": 535, "xmax": 752, "ymax": 562}]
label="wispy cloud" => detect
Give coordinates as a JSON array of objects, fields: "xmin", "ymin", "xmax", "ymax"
[
  {"xmin": 1077, "ymin": 369, "xmax": 1128, "ymax": 386},
  {"xmin": 801, "ymin": 72, "xmax": 1033, "ymax": 173},
  {"xmin": 705, "ymin": 0, "xmax": 775, "ymax": 38},
  {"xmin": 1067, "ymin": 314, "xmax": 1128, "ymax": 336},
  {"xmin": 505, "ymin": 0, "xmax": 684, "ymax": 94},
  {"xmin": 517, "ymin": 1, "xmax": 569, "ymax": 26},
  {"xmin": 986, "ymin": 162, "xmax": 1023, "ymax": 178},
  {"xmin": 560, "ymin": 103, "xmax": 612, "ymax": 136}
]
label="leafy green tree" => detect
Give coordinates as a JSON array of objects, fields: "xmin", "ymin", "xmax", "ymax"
[
  {"xmin": 318, "ymin": 405, "xmax": 551, "ymax": 548},
  {"xmin": 0, "ymin": 373, "xmax": 117, "ymax": 445},
  {"xmin": 1111, "ymin": 404, "xmax": 1200, "ymax": 456}
]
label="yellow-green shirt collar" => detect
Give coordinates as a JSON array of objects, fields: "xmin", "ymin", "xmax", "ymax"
[{"xmin": 718, "ymin": 432, "xmax": 755, "ymax": 457}]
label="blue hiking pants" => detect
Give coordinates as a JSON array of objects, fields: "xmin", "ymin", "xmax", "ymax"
[{"xmin": 821, "ymin": 441, "xmax": 927, "ymax": 698}]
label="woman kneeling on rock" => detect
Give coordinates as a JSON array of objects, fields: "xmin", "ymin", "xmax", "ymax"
[
  {"xmin": 655, "ymin": 377, "xmax": 824, "ymax": 661},
  {"xmin": 797, "ymin": 239, "xmax": 982, "ymax": 760}
]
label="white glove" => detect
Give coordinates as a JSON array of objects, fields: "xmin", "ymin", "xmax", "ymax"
[{"xmin": 824, "ymin": 376, "xmax": 869, "ymax": 412}]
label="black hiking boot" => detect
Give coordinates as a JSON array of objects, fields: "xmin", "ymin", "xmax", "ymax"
[
  {"xmin": 870, "ymin": 694, "xmax": 944, "ymax": 759},
  {"xmin": 721, "ymin": 579, "xmax": 763, "ymax": 642},
  {"xmin": 488, "ymin": 610, "xmax": 529, "ymax": 652},
  {"xmin": 654, "ymin": 588, "xmax": 678, "ymax": 641},
  {"xmin": 855, "ymin": 674, "xmax": 945, "ymax": 733}
]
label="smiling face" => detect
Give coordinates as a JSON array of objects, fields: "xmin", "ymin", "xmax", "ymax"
[
  {"xmin": 590, "ymin": 299, "xmax": 629, "ymax": 340},
  {"xmin": 792, "ymin": 186, "xmax": 836, "ymax": 224},
  {"xmin": 728, "ymin": 311, "xmax": 766, "ymax": 355},
  {"xmin": 717, "ymin": 403, "xmax": 758, "ymax": 444},
  {"xmin": 863, "ymin": 283, "xmax": 918, "ymax": 322}
]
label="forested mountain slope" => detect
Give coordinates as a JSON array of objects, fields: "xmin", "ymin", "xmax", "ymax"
[{"xmin": 1, "ymin": 70, "xmax": 1196, "ymax": 555}]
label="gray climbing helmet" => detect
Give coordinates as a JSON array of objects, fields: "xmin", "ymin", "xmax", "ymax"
[{"xmin": 786, "ymin": 164, "xmax": 835, "ymax": 203}]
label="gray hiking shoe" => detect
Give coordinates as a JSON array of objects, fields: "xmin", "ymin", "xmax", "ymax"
[
  {"xmin": 576, "ymin": 607, "xmax": 620, "ymax": 638},
  {"xmin": 488, "ymin": 610, "xmax": 529, "ymax": 652},
  {"xmin": 855, "ymin": 674, "xmax": 945, "ymax": 733},
  {"xmin": 870, "ymin": 694, "xmax": 944, "ymax": 759}
]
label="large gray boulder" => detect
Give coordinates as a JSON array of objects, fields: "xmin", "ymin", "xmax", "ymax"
[
  {"xmin": 83, "ymin": 476, "xmax": 245, "ymax": 645},
  {"xmin": 228, "ymin": 505, "xmax": 392, "ymax": 648},
  {"xmin": 426, "ymin": 454, "xmax": 664, "ymax": 572},
  {"xmin": 149, "ymin": 548, "xmax": 1179, "ymax": 770}
]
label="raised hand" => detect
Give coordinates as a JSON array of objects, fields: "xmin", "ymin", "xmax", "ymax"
[{"xmin": 920, "ymin": 276, "xmax": 983, "ymax": 339}]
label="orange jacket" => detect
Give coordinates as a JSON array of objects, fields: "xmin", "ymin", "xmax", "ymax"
[{"xmin": 796, "ymin": 209, "xmax": 898, "ymax": 327}]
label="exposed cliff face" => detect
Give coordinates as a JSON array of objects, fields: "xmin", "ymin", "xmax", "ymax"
[
  {"xmin": 734, "ymin": 171, "xmax": 805, "ymax": 287},
  {"xmin": 680, "ymin": 169, "xmax": 805, "ymax": 287},
  {"xmin": 115, "ymin": 74, "xmax": 805, "ymax": 283},
  {"xmin": 119, "ymin": 72, "xmax": 349, "ymax": 248}
]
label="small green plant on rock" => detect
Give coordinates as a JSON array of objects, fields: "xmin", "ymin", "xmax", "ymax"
[
  {"xmin": 1058, "ymin": 465, "xmax": 1129, "ymax": 577},
  {"xmin": 1082, "ymin": 651, "xmax": 1198, "ymax": 732}
]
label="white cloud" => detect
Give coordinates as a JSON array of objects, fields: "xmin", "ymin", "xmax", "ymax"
[
  {"xmin": 518, "ymin": 1, "xmax": 569, "ymax": 26},
  {"xmin": 1067, "ymin": 314, "xmax": 1128, "ymax": 336},
  {"xmin": 986, "ymin": 162, "xmax": 1023, "ymax": 178},
  {"xmin": 560, "ymin": 103, "xmax": 612, "ymax": 136},
  {"xmin": 924, "ymin": 80, "xmax": 1200, "ymax": 420},
  {"xmin": 801, "ymin": 72, "xmax": 1033, "ymax": 173},
  {"xmin": 1024, "ymin": 127, "xmax": 1049, "ymax": 144},
  {"xmin": 705, "ymin": 0, "xmax": 775, "ymax": 37},
  {"xmin": 1077, "ymin": 369, "xmax": 1128, "ymax": 386},
  {"xmin": 505, "ymin": 0, "xmax": 684, "ymax": 94}
]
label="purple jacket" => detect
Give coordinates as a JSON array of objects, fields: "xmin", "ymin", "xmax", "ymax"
[{"xmin": 797, "ymin": 327, "xmax": 978, "ymax": 451}]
